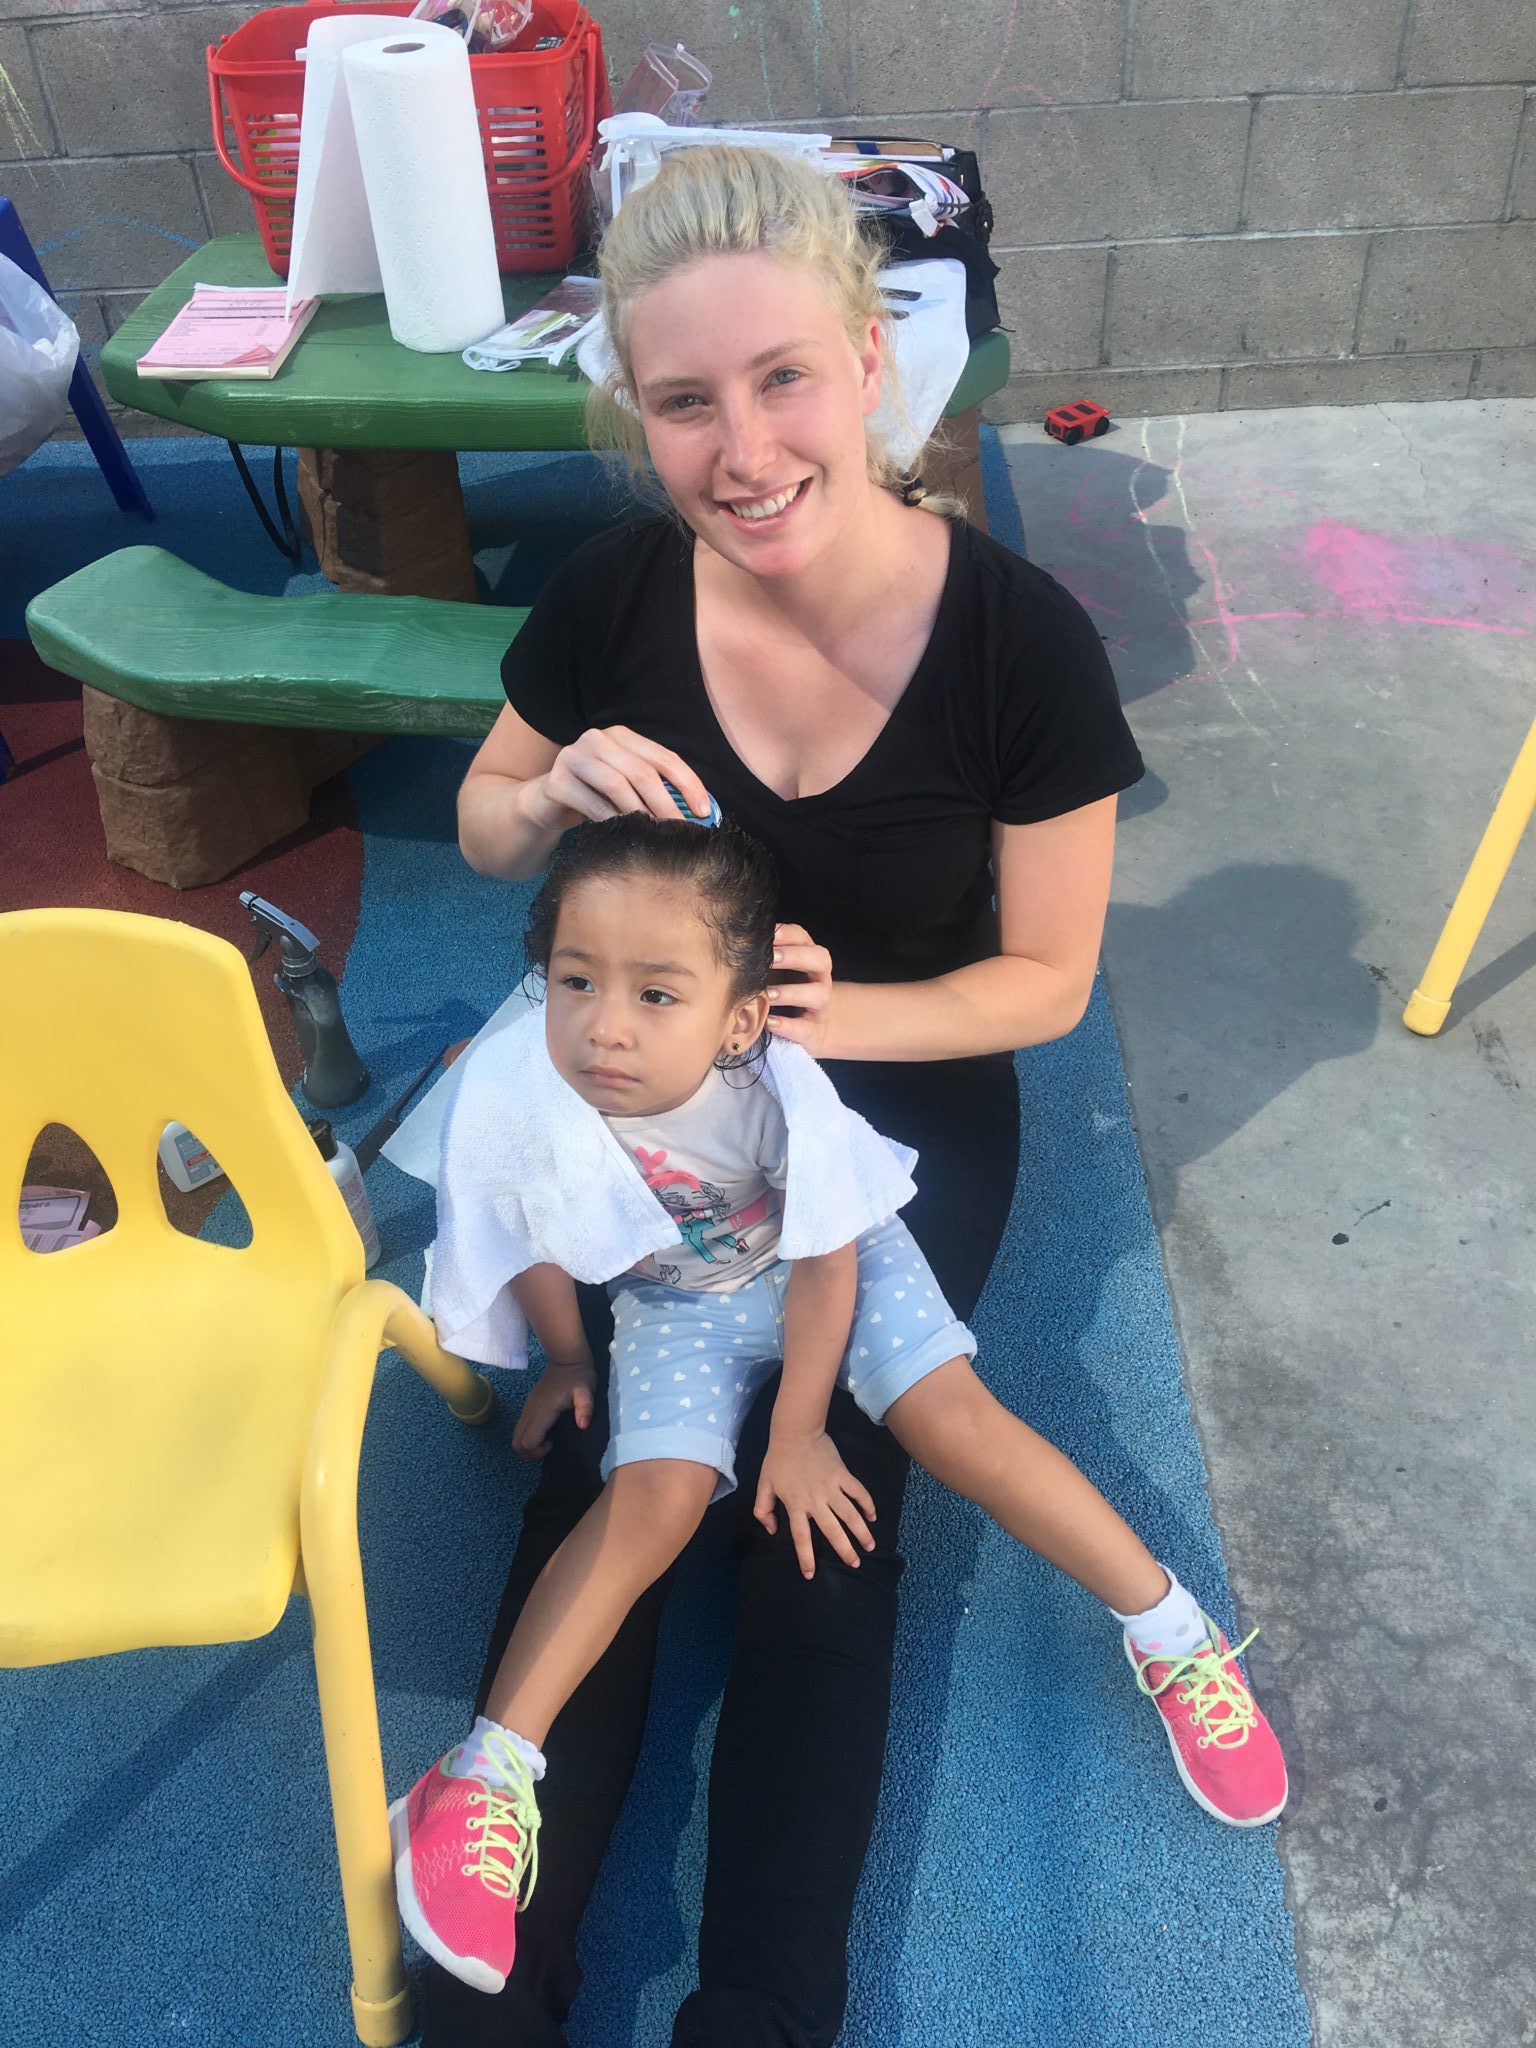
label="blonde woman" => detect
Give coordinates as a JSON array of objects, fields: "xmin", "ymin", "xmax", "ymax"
[{"xmin": 418, "ymin": 147, "xmax": 1243, "ymax": 2048}]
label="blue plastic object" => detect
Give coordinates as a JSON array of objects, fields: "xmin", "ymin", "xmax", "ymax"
[
  {"xmin": 662, "ymin": 779, "xmax": 722, "ymax": 827},
  {"xmin": 0, "ymin": 197, "xmax": 153, "ymax": 519}
]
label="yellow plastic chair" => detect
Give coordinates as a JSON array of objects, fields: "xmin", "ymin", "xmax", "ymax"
[
  {"xmin": 0, "ymin": 908, "xmax": 496, "ymax": 2047},
  {"xmin": 1404, "ymin": 714, "xmax": 1536, "ymax": 1034}
]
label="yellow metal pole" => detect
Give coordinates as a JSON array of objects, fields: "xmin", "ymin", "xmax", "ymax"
[
  {"xmin": 302, "ymin": 1286, "xmax": 412, "ymax": 2048},
  {"xmin": 300, "ymin": 1282, "xmax": 494, "ymax": 2045},
  {"xmin": 1404, "ymin": 715, "xmax": 1536, "ymax": 1036}
]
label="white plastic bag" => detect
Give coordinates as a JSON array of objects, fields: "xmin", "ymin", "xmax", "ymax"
[
  {"xmin": 0, "ymin": 252, "xmax": 80, "ymax": 477},
  {"xmin": 591, "ymin": 113, "xmax": 831, "ymax": 228}
]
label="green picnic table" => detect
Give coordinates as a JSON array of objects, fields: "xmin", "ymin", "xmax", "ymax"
[{"xmin": 100, "ymin": 232, "xmax": 1011, "ymax": 456}]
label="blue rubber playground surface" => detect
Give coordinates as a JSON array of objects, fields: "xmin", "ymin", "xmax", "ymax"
[{"xmin": 1, "ymin": 434, "xmax": 1311, "ymax": 2045}]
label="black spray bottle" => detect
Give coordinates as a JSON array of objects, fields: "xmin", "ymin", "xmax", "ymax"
[{"xmin": 241, "ymin": 892, "xmax": 371, "ymax": 1109}]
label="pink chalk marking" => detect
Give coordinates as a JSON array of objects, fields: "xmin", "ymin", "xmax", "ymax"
[
  {"xmin": 1186, "ymin": 610, "xmax": 1309, "ymax": 628},
  {"xmin": 1191, "ymin": 537, "xmax": 1245, "ymax": 671},
  {"xmin": 1398, "ymin": 615, "xmax": 1528, "ymax": 635},
  {"xmin": 1060, "ymin": 519, "xmax": 1532, "ymax": 696},
  {"xmin": 1162, "ymin": 522, "xmax": 1534, "ymax": 682},
  {"xmin": 1299, "ymin": 521, "xmax": 1536, "ymax": 636}
]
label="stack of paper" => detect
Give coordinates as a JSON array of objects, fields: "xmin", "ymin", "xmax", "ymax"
[
  {"xmin": 19, "ymin": 1186, "xmax": 101, "ymax": 1253},
  {"xmin": 137, "ymin": 285, "xmax": 319, "ymax": 383}
]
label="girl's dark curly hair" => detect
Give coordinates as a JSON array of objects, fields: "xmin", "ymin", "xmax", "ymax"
[{"xmin": 523, "ymin": 814, "xmax": 779, "ymax": 1016}]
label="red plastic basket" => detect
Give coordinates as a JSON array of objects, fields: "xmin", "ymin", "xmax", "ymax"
[{"xmin": 208, "ymin": 0, "xmax": 610, "ymax": 277}]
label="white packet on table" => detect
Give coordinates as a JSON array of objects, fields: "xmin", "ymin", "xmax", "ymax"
[{"xmin": 463, "ymin": 277, "xmax": 603, "ymax": 371}]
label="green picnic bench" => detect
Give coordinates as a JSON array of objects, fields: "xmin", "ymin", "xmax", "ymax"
[
  {"xmin": 25, "ymin": 547, "xmax": 518, "ymax": 739},
  {"xmin": 24, "ymin": 546, "xmax": 521, "ymax": 890}
]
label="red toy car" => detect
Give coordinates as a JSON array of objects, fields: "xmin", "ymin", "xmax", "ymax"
[{"xmin": 1044, "ymin": 398, "xmax": 1111, "ymax": 445}]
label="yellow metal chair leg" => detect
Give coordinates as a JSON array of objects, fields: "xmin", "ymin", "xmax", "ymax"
[
  {"xmin": 300, "ymin": 1282, "xmax": 493, "ymax": 2046},
  {"xmin": 1404, "ymin": 715, "xmax": 1536, "ymax": 1036},
  {"xmin": 305, "ymin": 1561, "xmax": 412, "ymax": 2048},
  {"xmin": 378, "ymin": 1287, "xmax": 499, "ymax": 1426}
]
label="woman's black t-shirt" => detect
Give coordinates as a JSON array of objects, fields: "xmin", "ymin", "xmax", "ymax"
[{"xmin": 500, "ymin": 516, "xmax": 1143, "ymax": 986}]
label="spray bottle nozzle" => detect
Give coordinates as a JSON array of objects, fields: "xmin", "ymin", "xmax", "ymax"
[
  {"xmin": 240, "ymin": 892, "xmax": 322, "ymax": 976},
  {"xmin": 239, "ymin": 889, "xmax": 371, "ymax": 1109}
]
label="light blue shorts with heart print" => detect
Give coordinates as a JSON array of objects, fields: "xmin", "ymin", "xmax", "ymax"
[{"xmin": 600, "ymin": 1213, "xmax": 977, "ymax": 1500}]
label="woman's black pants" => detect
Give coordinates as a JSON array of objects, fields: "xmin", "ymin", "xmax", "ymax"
[{"xmin": 418, "ymin": 1053, "xmax": 1019, "ymax": 2048}]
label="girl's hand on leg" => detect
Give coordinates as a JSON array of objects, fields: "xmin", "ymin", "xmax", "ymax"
[
  {"xmin": 514, "ymin": 1362, "xmax": 598, "ymax": 1461},
  {"xmin": 754, "ymin": 1430, "xmax": 877, "ymax": 1578}
]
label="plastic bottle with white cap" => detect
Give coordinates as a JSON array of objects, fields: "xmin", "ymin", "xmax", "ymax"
[{"xmin": 308, "ymin": 1117, "xmax": 381, "ymax": 1269}]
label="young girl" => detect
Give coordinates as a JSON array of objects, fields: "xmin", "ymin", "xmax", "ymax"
[{"xmin": 392, "ymin": 813, "xmax": 1287, "ymax": 1993}]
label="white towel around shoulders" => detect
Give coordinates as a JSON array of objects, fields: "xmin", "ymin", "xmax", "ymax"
[{"xmin": 430, "ymin": 1006, "xmax": 918, "ymax": 1369}]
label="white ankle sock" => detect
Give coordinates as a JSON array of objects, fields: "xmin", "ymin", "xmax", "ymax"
[
  {"xmin": 1111, "ymin": 1570, "xmax": 1209, "ymax": 1656},
  {"xmin": 448, "ymin": 1713, "xmax": 546, "ymax": 1786}
]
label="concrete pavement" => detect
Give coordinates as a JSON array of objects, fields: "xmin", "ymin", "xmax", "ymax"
[{"xmin": 1001, "ymin": 399, "xmax": 1536, "ymax": 2048}]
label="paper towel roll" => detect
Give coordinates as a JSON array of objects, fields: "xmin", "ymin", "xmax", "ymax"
[
  {"xmin": 341, "ymin": 23, "xmax": 505, "ymax": 354},
  {"xmin": 286, "ymin": 14, "xmax": 402, "ymax": 313}
]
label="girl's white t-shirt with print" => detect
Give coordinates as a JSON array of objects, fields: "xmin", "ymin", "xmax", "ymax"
[{"xmin": 601, "ymin": 1067, "xmax": 789, "ymax": 1292}]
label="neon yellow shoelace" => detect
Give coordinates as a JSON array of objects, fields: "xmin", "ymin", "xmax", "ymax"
[
  {"xmin": 461, "ymin": 1732, "xmax": 541, "ymax": 1906},
  {"xmin": 1134, "ymin": 1622, "xmax": 1261, "ymax": 1750}
]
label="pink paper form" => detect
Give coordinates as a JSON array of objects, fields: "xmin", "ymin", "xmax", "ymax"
[{"xmin": 138, "ymin": 286, "xmax": 317, "ymax": 370}]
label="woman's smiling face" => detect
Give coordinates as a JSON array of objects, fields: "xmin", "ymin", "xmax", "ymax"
[{"xmin": 626, "ymin": 249, "xmax": 884, "ymax": 576}]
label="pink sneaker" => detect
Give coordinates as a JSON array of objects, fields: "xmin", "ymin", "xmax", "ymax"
[
  {"xmin": 1125, "ymin": 1618, "xmax": 1288, "ymax": 1827},
  {"xmin": 388, "ymin": 1734, "xmax": 541, "ymax": 1992}
]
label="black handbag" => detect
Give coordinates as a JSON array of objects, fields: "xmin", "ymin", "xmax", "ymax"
[{"xmin": 834, "ymin": 139, "xmax": 1002, "ymax": 339}]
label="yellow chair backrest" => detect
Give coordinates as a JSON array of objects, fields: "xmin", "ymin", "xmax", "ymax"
[
  {"xmin": 1, "ymin": 908, "xmax": 366, "ymax": 1666},
  {"xmin": 2, "ymin": 906, "xmax": 361, "ymax": 1285}
]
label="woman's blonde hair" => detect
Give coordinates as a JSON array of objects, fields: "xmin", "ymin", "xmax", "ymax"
[{"xmin": 586, "ymin": 143, "xmax": 960, "ymax": 514}]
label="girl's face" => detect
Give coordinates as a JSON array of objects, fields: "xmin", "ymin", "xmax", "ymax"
[
  {"xmin": 625, "ymin": 249, "xmax": 883, "ymax": 579},
  {"xmin": 544, "ymin": 872, "xmax": 770, "ymax": 1117}
]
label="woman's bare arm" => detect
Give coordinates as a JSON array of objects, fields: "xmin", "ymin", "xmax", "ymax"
[
  {"xmin": 767, "ymin": 795, "xmax": 1119, "ymax": 1062},
  {"xmin": 458, "ymin": 703, "xmax": 567, "ymax": 880}
]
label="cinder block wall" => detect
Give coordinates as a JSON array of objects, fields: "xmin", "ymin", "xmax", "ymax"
[{"xmin": 3, "ymin": 0, "xmax": 1533, "ymax": 425}]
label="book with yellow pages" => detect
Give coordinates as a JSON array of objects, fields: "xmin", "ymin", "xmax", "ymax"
[{"xmin": 137, "ymin": 284, "xmax": 319, "ymax": 382}]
